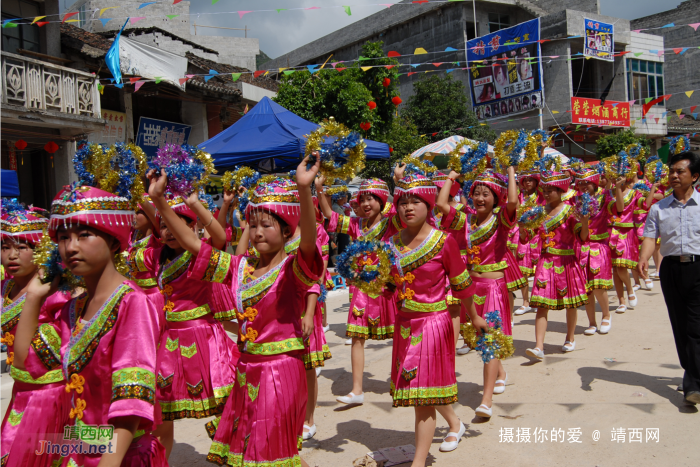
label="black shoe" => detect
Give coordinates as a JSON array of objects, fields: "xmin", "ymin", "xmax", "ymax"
[
  {"xmin": 677, "ymin": 384, "xmax": 683, "ymax": 392},
  {"xmin": 685, "ymin": 391, "xmax": 700, "ymax": 405}
]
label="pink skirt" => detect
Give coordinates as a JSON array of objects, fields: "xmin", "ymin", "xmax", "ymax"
[
  {"xmin": 346, "ymin": 289, "xmax": 396, "ymax": 340},
  {"xmin": 504, "ymin": 249, "xmax": 527, "ymax": 292},
  {"xmin": 301, "ymin": 300, "xmax": 332, "ymax": 370},
  {"xmin": 471, "ymin": 277, "xmax": 513, "ymax": 337},
  {"xmin": 530, "ymin": 253, "xmax": 589, "ymax": 310},
  {"xmin": 1, "ymin": 380, "xmax": 70, "ymax": 467},
  {"xmin": 391, "ymin": 310, "xmax": 458, "ymax": 407},
  {"xmin": 207, "ymin": 352, "xmax": 306, "ymax": 467},
  {"xmin": 579, "ymin": 241, "xmax": 613, "ymax": 291},
  {"xmin": 63, "ymin": 433, "xmax": 167, "ymax": 467},
  {"xmin": 516, "ymin": 229, "xmax": 542, "ymax": 275},
  {"xmin": 157, "ymin": 316, "xmax": 238, "ymax": 420},
  {"xmin": 609, "ymin": 227, "xmax": 639, "ymax": 268}
]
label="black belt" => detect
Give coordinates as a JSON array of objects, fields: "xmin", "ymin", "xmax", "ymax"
[{"xmin": 665, "ymin": 255, "xmax": 700, "ymax": 263}]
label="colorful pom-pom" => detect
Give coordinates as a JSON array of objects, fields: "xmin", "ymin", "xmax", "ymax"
[
  {"xmin": 474, "ymin": 311, "xmax": 514, "ymax": 363},
  {"xmin": 336, "ymin": 240, "xmax": 396, "ymax": 296},
  {"xmin": 575, "ymin": 192, "xmax": 599, "ymax": 217},
  {"xmin": 148, "ymin": 144, "xmax": 217, "ymax": 197},
  {"xmin": 304, "ymin": 118, "xmax": 366, "ymax": 183}
]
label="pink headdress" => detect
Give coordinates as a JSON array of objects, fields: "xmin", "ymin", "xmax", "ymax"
[
  {"xmin": 357, "ymin": 178, "xmax": 390, "ymax": 206},
  {"xmin": 540, "ymin": 171, "xmax": 572, "ymax": 191},
  {"xmin": 575, "ymin": 167, "xmax": 600, "ymax": 186},
  {"xmin": 393, "ymin": 174, "xmax": 438, "ymax": 210},
  {"xmin": 518, "ymin": 168, "xmax": 540, "ymax": 184},
  {"xmin": 431, "ymin": 172, "xmax": 461, "ymax": 197},
  {"xmin": 470, "ymin": 169, "xmax": 508, "ymax": 201},
  {"xmin": 1, "ymin": 199, "xmax": 48, "ymax": 245},
  {"xmin": 245, "ymin": 177, "xmax": 301, "ymax": 232}
]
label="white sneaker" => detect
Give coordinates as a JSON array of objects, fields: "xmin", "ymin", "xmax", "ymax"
[
  {"xmin": 493, "ymin": 373, "xmax": 508, "ymax": 395},
  {"xmin": 456, "ymin": 344, "xmax": 471, "ymax": 355},
  {"xmin": 526, "ymin": 347, "xmax": 544, "ymax": 360},
  {"xmin": 323, "ymin": 325, "xmax": 330, "ymax": 333},
  {"xmin": 439, "ymin": 421, "xmax": 466, "ymax": 452},
  {"xmin": 562, "ymin": 340, "xmax": 576, "ymax": 352},
  {"xmin": 514, "ymin": 306, "xmax": 531, "ymax": 316},
  {"xmin": 315, "ymin": 367, "xmax": 321, "ymax": 377},
  {"xmin": 475, "ymin": 404, "xmax": 492, "ymax": 418},
  {"xmin": 599, "ymin": 318, "xmax": 612, "ymax": 334},
  {"xmin": 345, "ymin": 338, "xmax": 352, "ymax": 345},
  {"xmin": 302, "ymin": 424, "xmax": 316, "ymax": 440},
  {"xmin": 336, "ymin": 392, "xmax": 364, "ymax": 405}
]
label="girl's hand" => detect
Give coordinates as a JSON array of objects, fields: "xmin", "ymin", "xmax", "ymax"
[
  {"xmin": 301, "ymin": 313, "xmax": 314, "ymax": 339},
  {"xmin": 394, "ymin": 162, "xmax": 406, "ymax": 181},
  {"xmin": 184, "ymin": 190, "xmax": 199, "ymax": 207},
  {"xmin": 147, "ymin": 169, "xmax": 167, "ymax": 198},
  {"xmin": 471, "ymin": 315, "xmax": 489, "ymax": 335},
  {"xmin": 448, "ymin": 170, "xmax": 460, "ymax": 180},
  {"xmin": 237, "ymin": 186, "xmax": 247, "ymax": 197},
  {"xmin": 615, "ymin": 177, "xmax": 626, "ymax": 189},
  {"xmin": 223, "ymin": 190, "xmax": 235, "ymax": 204},
  {"xmin": 315, "ymin": 171, "xmax": 326, "ymax": 193},
  {"xmin": 26, "ymin": 271, "xmax": 58, "ymax": 302},
  {"xmin": 296, "ymin": 152, "xmax": 321, "ymax": 188}
]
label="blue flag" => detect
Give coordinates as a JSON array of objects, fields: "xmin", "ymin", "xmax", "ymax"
[{"xmin": 106, "ymin": 19, "xmax": 129, "ymax": 84}]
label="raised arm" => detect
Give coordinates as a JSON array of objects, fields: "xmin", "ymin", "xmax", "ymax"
[
  {"xmin": 235, "ymin": 224, "xmax": 251, "ymax": 256},
  {"xmin": 615, "ymin": 178, "xmax": 626, "ymax": 214},
  {"xmin": 506, "ymin": 165, "xmax": 518, "ymax": 218},
  {"xmin": 296, "ymin": 154, "xmax": 321, "ymax": 264},
  {"xmin": 314, "ymin": 173, "xmax": 334, "ymax": 221},
  {"xmin": 147, "ymin": 169, "xmax": 202, "ymax": 255},
  {"xmin": 644, "ymin": 183, "xmax": 660, "ymax": 209},
  {"xmin": 436, "ymin": 170, "xmax": 459, "ymax": 216},
  {"xmin": 13, "ymin": 274, "xmax": 54, "ymax": 370},
  {"xmin": 217, "ymin": 189, "xmax": 234, "ymax": 231},
  {"xmin": 185, "ymin": 191, "xmax": 226, "ymax": 250},
  {"xmin": 139, "ymin": 197, "xmax": 159, "ymax": 235}
]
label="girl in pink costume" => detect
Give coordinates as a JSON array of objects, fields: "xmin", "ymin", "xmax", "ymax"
[
  {"xmin": 526, "ymin": 171, "xmax": 590, "ymax": 359},
  {"xmin": 437, "ymin": 167, "xmax": 518, "ymax": 418},
  {"xmin": 316, "ymin": 177, "xmax": 402, "ymax": 405},
  {"xmin": 149, "ymin": 156, "xmax": 323, "ymax": 467},
  {"xmin": 388, "ymin": 171, "xmax": 474, "ymax": 465},
  {"xmin": 14, "ymin": 182, "xmax": 166, "ymax": 467},
  {"xmin": 574, "ymin": 168, "xmax": 613, "ymax": 336},
  {"xmin": 1, "ymin": 201, "xmax": 71, "ymax": 467},
  {"xmin": 131, "ymin": 192, "xmax": 237, "ymax": 459},
  {"xmin": 514, "ymin": 169, "xmax": 545, "ymax": 316}
]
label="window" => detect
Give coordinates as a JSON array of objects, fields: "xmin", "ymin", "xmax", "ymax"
[
  {"xmin": 488, "ymin": 13, "xmax": 510, "ymax": 33},
  {"xmin": 466, "ymin": 22, "xmax": 477, "ymax": 41},
  {"xmin": 1, "ymin": 0, "xmax": 40, "ymax": 54},
  {"xmin": 627, "ymin": 59, "xmax": 664, "ymax": 101},
  {"xmin": 78, "ymin": 4, "xmax": 87, "ymax": 29}
]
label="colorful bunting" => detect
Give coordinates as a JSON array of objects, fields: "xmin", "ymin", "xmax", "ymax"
[
  {"xmin": 414, "ymin": 48, "xmax": 428, "ymax": 55},
  {"xmin": 130, "ymin": 17, "xmax": 146, "ymax": 25},
  {"xmin": 231, "ymin": 73, "xmax": 241, "ymax": 81},
  {"xmin": 253, "ymin": 70, "xmax": 265, "ymax": 78},
  {"xmin": 155, "ymin": 77, "xmax": 163, "ymax": 84},
  {"xmin": 62, "ymin": 12, "xmax": 78, "ymax": 23},
  {"xmin": 166, "ymin": 15, "xmax": 179, "ymax": 20},
  {"xmin": 99, "ymin": 19, "xmax": 111, "ymax": 27},
  {"xmin": 135, "ymin": 81, "xmax": 145, "ymax": 92},
  {"xmin": 36, "ymin": 22, "xmax": 49, "ymax": 27},
  {"xmin": 689, "ymin": 23, "xmax": 700, "ymax": 31},
  {"xmin": 343, "ymin": 6, "xmax": 352, "ymax": 16},
  {"xmin": 238, "ymin": 11, "xmax": 253, "ymax": 19},
  {"xmin": 138, "ymin": 2, "xmax": 157, "ymax": 9},
  {"xmin": 100, "ymin": 7, "xmax": 118, "ymax": 17},
  {"xmin": 31, "ymin": 16, "xmax": 45, "ymax": 24},
  {"xmin": 388, "ymin": 51, "xmax": 401, "ymax": 57}
]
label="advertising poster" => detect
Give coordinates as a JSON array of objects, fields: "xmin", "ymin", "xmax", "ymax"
[
  {"xmin": 467, "ymin": 18, "xmax": 544, "ymax": 120},
  {"xmin": 135, "ymin": 117, "xmax": 192, "ymax": 159},
  {"xmin": 584, "ymin": 18, "xmax": 614, "ymax": 62},
  {"xmin": 571, "ymin": 97, "xmax": 630, "ymax": 127}
]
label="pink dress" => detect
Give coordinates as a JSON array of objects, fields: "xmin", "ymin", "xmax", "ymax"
[
  {"xmin": 607, "ymin": 189, "xmax": 644, "ymax": 268},
  {"xmin": 209, "ymin": 225, "xmax": 244, "ymax": 321},
  {"xmin": 189, "ymin": 243, "xmax": 323, "ymax": 467},
  {"xmin": 328, "ymin": 212, "xmax": 402, "ymax": 340},
  {"xmin": 388, "ymin": 229, "xmax": 472, "ymax": 406},
  {"xmin": 530, "ymin": 205, "xmax": 589, "ymax": 310},
  {"xmin": 436, "ymin": 203, "xmax": 468, "ymax": 307},
  {"xmin": 1, "ymin": 284, "xmax": 70, "ymax": 467},
  {"xmin": 575, "ymin": 191, "xmax": 613, "ymax": 291},
  {"xmin": 633, "ymin": 193, "xmax": 653, "ymax": 251},
  {"xmin": 23, "ymin": 282, "xmax": 166, "ymax": 467},
  {"xmin": 131, "ymin": 247, "xmax": 238, "ymax": 421},
  {"xmin": 516, "ymin": 191, "xmax": 545, "ymax": 275}
]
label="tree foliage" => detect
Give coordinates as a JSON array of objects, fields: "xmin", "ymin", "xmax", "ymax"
[
  {"xmin": 595, "ymin": 129, "xmax": 651, "ymax": 160},
  {"xmin": 403, "ymin": 74, "xmax": 497, "ymax": 143}
]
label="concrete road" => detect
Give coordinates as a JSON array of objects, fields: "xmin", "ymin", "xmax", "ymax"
[{"xmin": 3, "ymin": 277, "xmax": 697, "ymax": 466}]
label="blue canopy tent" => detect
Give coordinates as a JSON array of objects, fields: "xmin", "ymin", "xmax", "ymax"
[
  {"xmin": 1, "ymin": 169, "xmax": 20, "ymax": 197},
  {"xmin": 199, "ymin": 97, "xmax": 390, "ymax": 172}
]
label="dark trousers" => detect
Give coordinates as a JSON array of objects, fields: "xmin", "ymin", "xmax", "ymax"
[{"xmin": 659, "ymin": 259, "xmax": 700, "ymax": 395}]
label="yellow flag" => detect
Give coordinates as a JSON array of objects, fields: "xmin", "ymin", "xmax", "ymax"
[
  {"xmin": 414, "ymin": 48, "xmax": 428, "ymax": 55},
  {"xmin": 552, "ymin": 110, "xmax": 560, "ymax": 114},
  {"xmin": 278, "ymin": 67, "xmax": 288, "ymax": 73},
  {"xmin": 100, "ymin": 7, "xmax": 118, "ymax": 17},
  {"xmin": 676, "ymin": 109, "xmax": 683, "ymax": 116},
  {"xmin": 32, "ymin": 16, "xmax": 46, "ymax": 24},
  {"xmin": 361, "ymin": 66, "xmax": 372, "ymax": 71},
  {"xmin": 686, "ymin": 90, "xmax": 694, "ymax": 98}
]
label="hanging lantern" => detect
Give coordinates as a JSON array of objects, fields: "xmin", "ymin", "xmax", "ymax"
[
  {"xmin": 391, "ymin": 96, "xmax": 402, "ymax": 106},
  {"xmin": 367, "ymin": 101, "xmax": 377, "ymax": 110},
  {"xmin": 44, "ymin": 141, "xmax": 59, "ymax": 153},
  {"xmin": 389, "ymin": 147, "xmax": 394, "ymax": 153},
  {"xmin": 360, "ymin": 122, "xmax": 372, "ymax": 131},
  {"xmin": 382, "ymin": 78, "xmax": 391, "ymax": 88},
  {"xmin": 15, "ymin": 140, "xmax": 27, "ymax": 150}
]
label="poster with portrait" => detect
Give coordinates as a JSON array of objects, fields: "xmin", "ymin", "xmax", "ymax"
[
  {"xmin": 584, "ymin": 18, "xmax": 613, "ymax": 62},
  {"xmin": 467, "ymin": 18, "xmax": 544, "ymax": 120}
]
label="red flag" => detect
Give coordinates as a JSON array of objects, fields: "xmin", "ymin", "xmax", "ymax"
[
  {"xmin": 387, "ymin": 51, "xmax": 401, "ymax": 57},
  {"xmin": 62, "ymin": 12, "xmax": 78, "ymax": 23},
  {"xmin": 642, "ymin": 94, "xmax": 670, "ymax": 116},
  {"xmin": 129, "ymin": 77, "xmax": 141, "ymax": 84},
  {"xmin": 253, "ymin": 70, "xmax": 265, "ymax": 78}
]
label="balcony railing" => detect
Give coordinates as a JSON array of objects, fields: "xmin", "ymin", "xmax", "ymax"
[{"xmin": 1, "ymin": 51, "xmax": 101, "ymax": 119}]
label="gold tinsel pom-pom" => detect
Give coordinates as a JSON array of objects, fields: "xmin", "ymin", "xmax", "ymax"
[
  {"xmin": 326, "ymin": 185, "xmax": 350, "ymax": 196},
  {"xmin": 304, "ymin": 117, "xmax": 366, "ymax": 184},
  {"xmin": 400, "ymin": 156, "xmax": 439, "ymax": 175},
  {"xmin": 115, "ymin": 250, "xmax": 132, "ymax": 279},
  {"xmin": 194, "ymin": 149, "xmax": 217, "ymax": 190},
  {"xmin": 446, "ymin": 139, "xmax": 474, "ymax": 175},
  {"xmin": 525, "ymin": 131, "xmax": 553, "ymax": 172},
  {"xmin": 221, "ymin": 166, "xmax": 257, "ymax": 192},
  {"xmin": 462, "ymin": 321, "xmax": 515, "ymax": 361},
  {"xmin": 32, "ymin": 230, "xmax": 85, "ymax": 291}
]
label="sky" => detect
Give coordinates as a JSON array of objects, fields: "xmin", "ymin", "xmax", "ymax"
[{"xmin": 59, "ymin": 1, "xmax": 681, "ymax": 59}]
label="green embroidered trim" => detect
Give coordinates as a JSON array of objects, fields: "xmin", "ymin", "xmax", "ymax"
[
  {"xmin": 474, "ymin": 294, "xmax": 486, "ymax": 305},
  {"xmin": 471, "ymin": 261, "xmax": 508, "ymax": 273},
  {"xmin": 207, "ymin": 441, "xmax": 303, "ymax": 467},
  {"xmin": 530, "ymin": 293, "xmax": 588, "ymax": 310},
  {"xmin": 131, "ymin": 235, "xmax": 150, "ymax": 250},
  {"xmin": 129, "ymin": 248, "xmax": 149, "ymax": 273},
  {"xmin": 111, "ymin": 367, "xmax": 156, "ymax": 405},
  {"xmin": 31, "ymin": 323, "xmax": 62, "ymax": 370},
  {"xmin": 446, "ymin": 295, "xmax": 461, "ymax": 305},
  {"xmin": 448, "ymin": 210, "xmax": 467, "ymax": 231},
  {"xmin": 367, "ymin": 292, "xmax": 381, "ymax": 299},
  {"xmin": 8, "ymin": 409, "xmax": 23, "ymax": 427},
  {"xmin": 166, "ymin": 304, "xmax": 211, "ymax": 322},
  {"xmin": 403, "ymin": 299, "xmax": 447, "ymax": 312},
  {"xmin": 285, "ymin": 236, "xmax": 301, "ymax": 255},
  {"xmin": 613, "ymin": 222, "xmax": 634, "ymax": 228},
  {"xmin": 590, "ymin": 249, "xmax": 601, "ymax": 256},
  {"xmin": 507, "ymin": 276, "xmax": 527, "ymax": 292},
  {"xmin": 469, "ymin": 212, "xmax": 499, "ymax": 247},
  {"xmin": 587, "ymin": 279, "xmax": 614, "ymax": 291},
  {"xmin": 203, "ymin": 248, "xmax": 232, "ymax": 284},
  {"xmin": 580, "ymin": 245, "xmax": 590, "ymax": 253},
  {"xmin": 161, "ymin": 251, "xmax": 192, "ymax": 285},
  {"xmin": 394, "ymin": 229, "xmax": 446, "ymax": 274},
  {"xmin": 546, "ymin": 247, "xmax": 575, "ymax": 256},
  {"xmin": 134, "ymin": 277, "xmax": 157, "ymax": 288},
  {"xmin": 554, "ymin": 265, "xmax": 566, "ymax": 274},
  {"xmin": 400, "ymin": 326, "xmax": 410, "ymax": 339},
  {"xmin": 213, "ymin": 383, "xmax": 234, "ymax": 401},
  {"xmin": 545, "ymin": 205, "xmax": 572, "ymax": 232},
  {"xmin": 302, "ymin": 347, "xmax": 332, "ymax": 369},
  {"xmin": 410, "ymin": 334, "xmax": 423, "ymax": 346},
  {"xmin": 530, "ymin": 242, "xmax": 540, "ymax": 249},
  {"xmin": 449, "ymin": 269, "xmax": 470, "ymax": 286},
  {"xmin": 10, "ymin": 366, "xmax": 64, "ymax": 384},
  {"xmin": 292, "ymin": 256, "xmax": 316, "ymax": 287},
  {"xmin": 360, "ymin": 217, "xmax": 390, "ymax": 241},
  {"xmin": 391, "ymin": 383, "xmax": 459, "ymax": 407},
  {"xmin": 159, "ymin": 395, "xmax": 226, "ymax": 420},
  {"xmin": 336, "ymin": 215, "xmax": 351, "ymax": 235},
  {"xmin": 246, "ymin": 337, "xmax": 304, "ymax": 355},
  {"xmin": 543, "ymin": 261, "xmax": 554, "ymax": 269},
  {"xmin": 241, "ymin": 258, "xmax": 285, "ymax": 309},
  {"xmin": 346, "ymin": 324, "xmax": 394, "ymax": 340},
  {"xmin": 180, "ymin": 342, "xmax": 198, "ymax": 358},
  {"xmin": 612, "ymin": 258, "xmax": 638, "ymax": 268},
  {"xmin": 237, "ymin": 369, "xmax": 246, "ymax": 387},
  {"xmin": 519, "ymin": 265, "xmax": 535, "ymax": 275},
  {"xmin": 1, "ymin": 284, "xmax": 25, "ymax": 333},
  {"xmin": 590, "ymin": 232, "xmax": 610, "ymax": 241},
  {"xmin": 166, "ymin": 337, "xmax": 179, "ymax": 352},
  {"xmin": 247, "ymin": 383, "xmax": 260, "ymax": 402}
]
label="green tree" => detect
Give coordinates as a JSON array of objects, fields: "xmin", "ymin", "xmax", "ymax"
[
  {"xmin": 361, "ymin": 117, "xmax": 427, "ymax": 182},
  {"xmin": 402, "ymin": 74, "xmax": 497, "ymax": 143},
  {"xmin": 595, "ymin": 129, "xmax": 651, "ymax": 160}
]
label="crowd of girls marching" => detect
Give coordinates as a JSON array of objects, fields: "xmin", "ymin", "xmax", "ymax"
[{"xmin": 1, "ymin": 132, "xmax": 685, "ymax": 467}]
